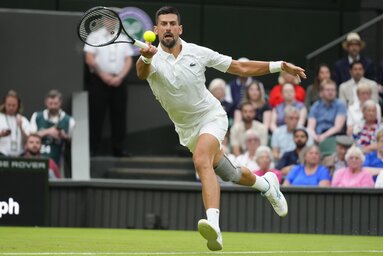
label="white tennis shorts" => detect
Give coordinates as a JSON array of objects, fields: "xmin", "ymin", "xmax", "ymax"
[{"xmin": 176, "ymin": 112, "xmax": 228, "ymax": 153}]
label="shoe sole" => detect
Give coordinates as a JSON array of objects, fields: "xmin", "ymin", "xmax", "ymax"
[{"xmin": 198, "ymin": 219, "xmax": 222, "ymax": 251}]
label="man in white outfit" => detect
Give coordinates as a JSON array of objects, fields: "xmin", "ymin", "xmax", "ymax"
[{"xmin": 137, "ymin": 6, "xmax": 306, "ymax": 251}]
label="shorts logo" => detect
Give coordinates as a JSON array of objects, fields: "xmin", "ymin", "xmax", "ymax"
[{"xmin": 119, "ymin": 7, "xmax": 154, "ymax": 56}]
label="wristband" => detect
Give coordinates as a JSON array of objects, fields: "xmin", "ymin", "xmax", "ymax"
[
  {"xmin": 269, "ymin": 61, "xmax": 283, "ymax": 73},
  {"xmin": 140, "ymin": 55, "xmax": 152, "ymax": 65}
]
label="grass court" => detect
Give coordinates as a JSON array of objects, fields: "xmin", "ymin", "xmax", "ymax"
[{"xmin": 0, "ymin": 227, "xmax": 382, "ymax": 256}]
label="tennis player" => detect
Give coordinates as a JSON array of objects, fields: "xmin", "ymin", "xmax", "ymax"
[{"xmin": 137, "ymin": 6, "xmax": 306, "ymax": 251}]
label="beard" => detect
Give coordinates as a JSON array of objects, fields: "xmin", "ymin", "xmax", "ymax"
[
  {"xmin": 296, "ymin": 141, "xmax": 307, "ymax": 149},
  {"xmin": 161, "ymin": 38, "xmax": 177, "ymax": 48}
]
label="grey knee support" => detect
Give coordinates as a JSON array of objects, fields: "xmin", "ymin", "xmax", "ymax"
[{"xmin": 214, "ymin": 154, "xmax": 242, "ymax": 183}]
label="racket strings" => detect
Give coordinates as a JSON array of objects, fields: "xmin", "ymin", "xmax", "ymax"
[{"xmin": 79, "ymin": 8, "xmax": 121, "ymax": 47}]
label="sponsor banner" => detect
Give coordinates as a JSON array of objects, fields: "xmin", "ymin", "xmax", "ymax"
[{"xmin": 0, "ymin": 158, "xmax": 48, "ymax": 226}]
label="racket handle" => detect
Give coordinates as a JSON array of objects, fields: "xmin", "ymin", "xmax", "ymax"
[{"xmin": 134, "ymin": 40, "xmax": 148, "ymax": 49}]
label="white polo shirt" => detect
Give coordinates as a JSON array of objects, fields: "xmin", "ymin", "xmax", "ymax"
[
  {"xmin": 147, "ymin": 39, "xmax": 232, "ymax": 131},
  {"xmin": 84, "ymin": 27, "xmax": 133, "ymax": 75}
]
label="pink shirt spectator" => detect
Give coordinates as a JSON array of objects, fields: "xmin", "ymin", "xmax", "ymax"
[
  {"xmin": 331, "ymin": 167, "xmax": 374, "ymax": 188},
  {"xmin": 253, "ymin": 169, "xmax": 283, "ymax": 184}
]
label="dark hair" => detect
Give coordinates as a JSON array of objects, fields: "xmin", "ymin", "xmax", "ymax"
[
  {"xmin": 239, "ymin": 101, "xmax": 253, "ymax": 111},
  {"xmin": 349, "ymin": 60, "xmax": 364, "ymax": 70},
  {"xmin": 155, "ymin": 6, "xmax": 181, "ymax": 24},
  {"xmin": 313, "ymin": 63, "xmax": 331, "ymax": 93},
  {"xmin": 293, "ymin": 127, "xmax": 308, "ymax": 138}
]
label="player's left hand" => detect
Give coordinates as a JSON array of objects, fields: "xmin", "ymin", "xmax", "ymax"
[{"xmin": 282, "ymin": 62, "xmax": 307, "ymax": 81}]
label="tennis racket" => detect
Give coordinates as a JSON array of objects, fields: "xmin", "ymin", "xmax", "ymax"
[{"xmin": 78, "ymin": 6, "xmax": 148, "ymax": 49}]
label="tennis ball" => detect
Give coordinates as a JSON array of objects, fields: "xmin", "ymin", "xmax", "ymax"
[{"xmin": 143, "ymin": 31, "xmax": 156, "ymax": 43}]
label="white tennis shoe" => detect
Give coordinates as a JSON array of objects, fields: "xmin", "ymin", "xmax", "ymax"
[
  {"xmin": 262, "ymin": 172, "xmax": 288, "ymax": 217},
  {"xmin": 197, "ymin": 219, "xmax": 223, "ymax": 251}
]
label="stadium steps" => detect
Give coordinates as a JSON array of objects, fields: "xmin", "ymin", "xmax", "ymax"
[{"xmin": 90, "ymin": 156, "xmax": 197, "ymax": 181}]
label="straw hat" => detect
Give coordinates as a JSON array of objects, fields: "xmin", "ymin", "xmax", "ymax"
[{"xmin": 342, "ymin": 32, "xmax": 365, "ymax": 50}]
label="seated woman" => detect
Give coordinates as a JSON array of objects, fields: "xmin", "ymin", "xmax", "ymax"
[
  {"xmin": 283, "ymin": 145, "xmax": 331, "ymax": 187},
  {"xmin": 363, "ymin": 129, "xmax": 383, "ymax": 177},
  {"xmin": 208, "ymin": 78, "xmax": 234, "ymax": 121},
  {"xmin": 332, "ymin": 146, "xmax": 374, "ymax": 188},
  {"xmin": 304, "ymin": 63, "xmax": 331, "ymax": 111},
  {"xmin": 233, "ymin": 80, "xmax": 272, "ymax": 128},
  {"xmin": 352, "ymin": 100, "xmax": 382, "ymax": 153},
  {"xmin": 270, "ymin": 83, "xmax": 307, "ymax": 132},
  {"xmin": 252, "ymin": 146, "xmax": 282, "ymax": 184}
]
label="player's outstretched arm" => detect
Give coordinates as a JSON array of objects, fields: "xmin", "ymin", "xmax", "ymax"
[
  {"xmin": 227, "ymin": 60, "xmax": 306, "ymax": 80},
  {"xmin": 136, "ymin": 44, "xmax": 158, "ymax": 80}
]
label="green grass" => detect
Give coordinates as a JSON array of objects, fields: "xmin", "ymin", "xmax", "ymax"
[{"xmin": 0, "ymin": 227, "xmax": 382, "ymax": 256}]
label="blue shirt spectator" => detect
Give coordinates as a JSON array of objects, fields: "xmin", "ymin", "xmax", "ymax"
[
  {"xmin": 276, "ymin": 150, "xmax": 299, "ymax": 170},
  {"xmin": 307, "ymin": 79, "xmax": 347, "ymax": 144},
  {"xmin": 285, "ymin": 164, "xmax": 331, "ymax": 186},
  {"xmin": 363, "ymin": 151, "xmax": 383, "ymax": 169}
]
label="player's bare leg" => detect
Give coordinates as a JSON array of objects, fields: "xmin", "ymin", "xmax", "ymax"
[{"xmin": 193, "ymin": 133, "xmax": 222, "ymax": 251}]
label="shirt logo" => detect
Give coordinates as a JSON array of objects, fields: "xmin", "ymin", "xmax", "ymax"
[{"xmin": 190, "ymin": 63, "xmax": 196, "ymax": 67}]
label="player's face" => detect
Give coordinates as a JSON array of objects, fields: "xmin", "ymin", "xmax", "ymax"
[
  {"xmin": 4, "ymin": 96, "xmax": 19, "ymax": 116},
  {"xmin": 155, "ymin": 14, "xmax": 182, "ymax": 49},
  {"xmin": 25, "ymin": 136, "xmax": 41, "ymax": 155}
]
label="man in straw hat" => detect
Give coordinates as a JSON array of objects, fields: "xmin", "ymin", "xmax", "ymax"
[{"xmin": 332, "ymin": 32, "xmax": 375, "ymax": 86}]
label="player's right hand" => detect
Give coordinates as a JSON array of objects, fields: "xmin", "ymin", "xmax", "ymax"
[{"xmin": 140, "ymin": 43, "xmax": 157, "ymax": 59}]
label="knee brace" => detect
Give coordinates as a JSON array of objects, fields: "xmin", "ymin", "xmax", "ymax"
[{"xmin": 214, "ymin": 154, "xmax": 242, "ymax": 183}]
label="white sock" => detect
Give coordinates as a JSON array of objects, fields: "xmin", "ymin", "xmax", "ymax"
[
  {"xmin": 206, "ymin": 208, "xmax": 220, "ymax": 230},
  {"xmin": 252, "ymin": 175, "xmax": 270, "ymax": 192}
]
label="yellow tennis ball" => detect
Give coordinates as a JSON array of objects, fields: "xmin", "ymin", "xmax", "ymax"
[{"xmin": 143, "ymin": 31, "xmax": 156, "ymax": 42}]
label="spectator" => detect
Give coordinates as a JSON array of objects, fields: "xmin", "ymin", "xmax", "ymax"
[
  {"xmin": 270, "ymin": 83, "xmax": 307, "ymax": 132},
  {"xmin": 230, "ymin": 101, "xmax": 268, "ymax": 156},
  {"xmin": 30, "ymin": 90, "xmax": 75, "ymax": 167},
  {"xmin": 338, "ymin": 61, "xmax": 379, "ymax": 106},
  {"xmin": 269, "ymin": 71, "xmax": 306, "ymax": 108},
  {"xmin": 307, "ymin": 79, "xmax": 347, "ymax": 144},
  {"xmin": 347, "ymin": 83, "xmax": 382, "ymax": 136},
  {"xmin": 283, "ymin": 145, "xmax": 331, "ymax": 187},
  {"xmin": 332, "ymin": 146, "xmax": 374, "ymax": 188},
  {"xmin": 276, "ymin": 127, "xmax": 309, "ymax": 176},
  {"xmin": 352, "ymin": 100, "xmax": 381, "ymax": 153},
  {"xmin": 332, "ymin": 32, "xmax": 375, "ymax": 86},
  {"xmin": 235, "ymin": 130, "xmax": 260, "ymax": 171},
  {"xmin": 304, "ymin": 63, "xmax": 331, "ymax": 110},
  {"xmin": 208, "ymin": 78, "xmax": 234, "ymax": 121},
  {"xmin": 363, "ymin": 129, "xmax": 383, "ymax": 177},
  {"xmin": 271, "ymin": 106, "xmax": 312, "ymax": 161},
  {"xmin": 84, "ymin": 22, "xmax": 134, "ymax": 157},
  {"xmin": 253, "ymin": 146, "xmax": 282, "ymax": 184},
  {"xmin": 22, "ymin": 134, "xmax": 60, "ymax": 180},
  {"xmin": 233, "ymin": 80, "xmax": 272, "ymax": 128},
  {"xmin": 225, "ymin": 57, "xmax": 255, "ymax": 109},
  {"xmin": 322, "ymin": 135, "xmax": 354, "ymax": 176},
  {"xmin": 0, "ymin": 90, "xmax": 30, "ymax": 156}
]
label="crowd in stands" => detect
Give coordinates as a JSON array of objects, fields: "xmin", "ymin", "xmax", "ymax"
[
  {"xmin": 0, "ymin": 32, "xmax": 382, "ymax": 188},
  {"xmin": 207, "ymin": 32, "xmax": 383, "ymax": 188},
  {"xmin": 0, "ymin": 89, "xmax": 75, "ymax": 180}
]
